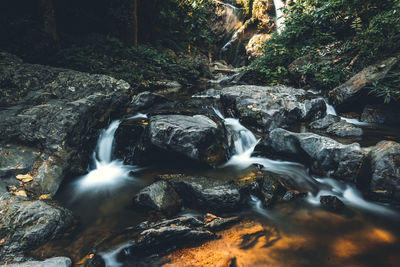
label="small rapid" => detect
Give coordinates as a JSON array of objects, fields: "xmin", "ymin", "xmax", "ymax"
[
  {"xmin": 73, "ymin": 120, "xmax": 137, "ymax": 196},
  {"xmin": 216, "ymin": 109, "xmax": 398, "ymax": 217}
]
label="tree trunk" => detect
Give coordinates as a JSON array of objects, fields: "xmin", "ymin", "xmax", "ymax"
[
  {"xmin": 41, "ymin": 0, "xmax": 59, "ymax": 47},
  {"xmin": 133, "ymin": 0, "xmax": 138, "ymax": 47}
]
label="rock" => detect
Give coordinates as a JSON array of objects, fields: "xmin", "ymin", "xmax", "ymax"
[
  {"xmin": 369, "ymin": 141, "xmax": 400, "ymax": 203},
  {"xmin": 159, "ymin": 174, "xmax": 241, "ymax": 212},
  {"xmin": 246, "ymin": 34, "xmax": 272, "ymax": 58},
  {"xmin": 309, "ymin": 114, "xmax": 341, "ymax": 130},
  {"xmin": 329, "ymin": 56, "xmax": 399, "ymax": 110},
  {"xmin": 130, "ymin": 91, "xmax": 168, "ymax": 112},
  {"xmin": 0, "ymin": 52, "xmax": 131, "ymax": 196},
  {"xmin": 133, "ymin": 180, "xmax": 182, "ymax": 214},
  {"xmin": 361, "ymin": 104, "xmax": 400, "ymax": 125},
  {"xmin": 326, "ymin": 120, "xmax": 363, "ymax": 137},
  {"xmin": 220, "ymin": 85, "xmax": 326, "ymax": 132},
  {"xmin": 320, "ymin": 195, "xmax": 345, "ymax": 211},
  {"xmin": 115, "ymin": 215, "xmax": 238, "ymax": 263},
  {"xmin": 264, "ymin": 128, "xmax": 366, "ymax": 182},
  {"xmin": 149, "ymin": 115, "xmax": 228, "ymax": 166},
  {"xmin": 0, "ymin": 193, "xmax": 73, "ymax": 263},
  {"xmin": 0, "ymin": 257, "xmax": 72, "ymax": 267}
]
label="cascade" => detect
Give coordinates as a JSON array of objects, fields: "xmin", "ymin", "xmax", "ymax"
[
  {"xmin": 73, "ymin": 120, "xmax": 137, "ymax": 195},
  {"xmin": 273, "ymin": 0, "xmax": 285, "ymax": 34},
  {"xmin": 216, "ymin": 109, "xmax": 397, "ymax": 217}
]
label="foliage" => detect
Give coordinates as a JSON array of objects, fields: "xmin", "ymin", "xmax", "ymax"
[
  {"xmin": 242, "ymin": 0, "xmax": 400, "ymax": 102},
  {"xmin": 158, "ymin": 0, "xmax": 216, "ymax": 50},
  {"xmin": 50, "ymin": 36, "xmax": 211, "ymax": 88},
  {"xmin": 367, "ymin": 69, "xmax": 400, "ymax": 104}
]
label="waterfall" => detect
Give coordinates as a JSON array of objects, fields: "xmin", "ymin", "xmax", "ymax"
[
  {"xmin": 273, "ymin": 0, "xmax": 285, "ymax": 34},
  {"xmin": 325, "ymin": 101, "xmax": 370, "ymax": 126},
  {"xmin": 216, "ymin": 109, "xmax": 397, "ymax": 217},
  {"xmin": 74, "ymin": 120, "xmax": 137, "ymax": 195}
]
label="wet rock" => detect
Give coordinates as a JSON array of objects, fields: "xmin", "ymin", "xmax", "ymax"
[
  {"xmin": 133, "ymin": 180, "xmax": 182, "ymax": 215},
  {"xmin": 0, "ymin": 52, "xmax": 131, "ymax": 196},
  {"xmin": 0, "ymin": 193, "xmax": 73, "ymax": 263},
  {"xmin": 309, "ymin": 114, "xmax": 341, "ymax": 130},
  {"xmin": 329, "ymin": 56, "xmax": 399, "ymax": 110},
  {"xmin": 264, "ymin": 128, "xmax": 366, "ymax": 182},
  {"xmin": 369, "ymin": 141, "xmax": 400, "ymax": 203},
  {"xmin": 320, "ymin": 195, "xmax": 344, "ymax": 211},
  {"xmin": 361, "ymin": 104, "xmax": 400, "ymax": 125},
  {"xmin": 130, "ymin": 91, "xmax": 168, "ymax": 112},
  {"xmin": 149, "ymin": 115, "xmax": 228, "ymax": 167},
  {"xmin": 116, "ymin": 215, "xmax": 238, "ymax": 263},
  {"xmin": 326, "ymin": 120, "xmax": 363, "ymax": 137},
  {"xmin": 220, "ymin": 85, "xmax": 326, "ymax": 132},
  {"xmin": 159, "ymin": 174, "xmax": 241, "ymax": 212},
  {"xmin": 1, "ymin": 257, "xmax": 72, "ymax": 267}
]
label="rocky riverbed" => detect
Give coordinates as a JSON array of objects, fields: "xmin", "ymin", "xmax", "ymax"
[{"xmin": 1, "ymin": 52, "xmax": 400, "ymax": 266}]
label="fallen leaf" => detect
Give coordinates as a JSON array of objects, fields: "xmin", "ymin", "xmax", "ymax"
[
  {"xmin": 76, "ymin": 254, "xmax": 95, "ymax": 265},
  {"xmin": 39, "ymin": 194, "xmax": 52, "ymax": 200},
  {"xmin": 16, "ymin": 174, "xmax": 34, "ymax": 183},
  {"xmin": 4, "ymin": 152, "xmax": 8, "ymax": 157},
  {"xmin": 0, "ymin": 238, "xmax": 5, "ymax": 245},
  {"xmin": 15, "ymin": 165, "xmax": 19, "ymax": 169},
  {"xmin": 126, "ymin": 107, "xmax": 131, "ymax": 113}
]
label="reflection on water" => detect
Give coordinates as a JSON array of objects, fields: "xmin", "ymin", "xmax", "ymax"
[
  {"xmin": 163, "ymin": 206, "xmax": 400, "ymax": 267},
  {"xmin": 31, "ymin": 113, "xmax": 400, "ymax": 266}
]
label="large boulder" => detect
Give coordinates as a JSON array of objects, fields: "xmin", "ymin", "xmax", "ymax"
[
  {"xmin": 87, "ymin": 214, "xmax": 239, "ymax": 266},
  {"xmin": 159, "ymin": 174, "xmax": 241, "ymax": 212},
  {"xmin": 329, "ymin": 56, "xmax": 399, "ymax": 110},
  {"xmin": 149, "ymin": 115, "xmax": 228, "ymax": 167},
  {"xmin": 360, "ymin": 104, "xmax": 400, "ymax": 125},
  {"xmin": 1, "ymin": 257, "xmax": 72, "ymax": 267},
  {"xmin": 0, "ymin": 52, "xmax": 131, "ymax": 195},
  {"xmin": 309, "ymin": 114, "xmax": 341, "ymax": 130},
  {"xmin": 264, "ymin": 128, "xmax": 366, "ymax": 182},
  {"xmin": 369, "ymin": 141, "xmax": 400, "ymax": 203},
  {"xmin": 326, "ymin": 120, "xmax": 363, "ymax": 137},
  {"xmin": 0, "ymin": 194, "xmax": 74, "ymax": 263},
  {"xmin": 133, "ymin": 180, "xmax": 182, "ymax": 215},
  {"xmin": 220, "ymin": 85, "xmax": 326, "ymax": 132}
]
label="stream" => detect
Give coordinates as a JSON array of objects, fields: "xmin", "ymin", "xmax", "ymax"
[{"xmin": 31, "ymin": 93, "xmax": 400, "ymax": 266}]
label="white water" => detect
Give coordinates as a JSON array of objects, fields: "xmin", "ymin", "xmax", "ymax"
[
  {"xmin": 101, "ymin": 241, "xmax": 135, "ymax": 267},
  {"xmin": 74, "ymin": 120, "xmax": 137, "ymax": 195},
  {"xmin": 325, "ymin": 101, "xmax": 370, "ymax": 126},
  {"xmin": 250, "ymin": 195, "xmax": 275, "ymax": 219},
  {"xmin": 216, "ymin": 109, "xmax": 397, "ymax": 217},
  {"xmin": 273, "ymin": 0, "xmax": 285, "ymax": 34}
]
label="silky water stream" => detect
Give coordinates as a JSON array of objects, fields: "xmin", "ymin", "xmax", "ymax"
[{"xmin": 32, "ymin": 106, "xmax": 400, "ymax": 266}]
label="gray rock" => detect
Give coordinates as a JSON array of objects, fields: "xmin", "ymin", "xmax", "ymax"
[
  {"xmin": 130, "ymin": 91, "xmax": 168, "ymax": 111},
  {"xmin": 159, "ymin": 174, "xmax": 241, "ymax": 212},
  {"xmin": 0, "ymin": 144, "xmax": 40, "ymax": 179},
  {"xmin": 0, "ymin": 257, "xmax": 72, "ymax": 267},
  {"xmin": 133, "ymin": 180, "xmax": 182, "ymax": 214},
  {"xmin": 0, "ymin": 52, "xmax": 131, "ymax": 196},
  {"xmin": 220, "ymin": 85, "xmax": 326, "ymax": 131},
  {"xmin": 149, "ymin": 115, "xmax": 228, "ymax": 166},
  {"xmin": 329, "ymin": 56, "xmax": 399, "ymax": 110},
  {"xmin": 361, "ymin": 104, "xmax": 400, "ymax": 125},
  {"xmin": 113, "ymin": 214, "xmax": 238, "ymax": 263},
  {"xmin": 320, "ymin": 195, "xmax": 344, "ymax": 211},
  {"xmin": 309, "ymin": 114, "xmax": 341, "ymax": 130},
  {"xmin": 0, "ymin": 194, "xmax": 73, "ymax": 263},
  {"xmin": 369, "ymin": 141, "xmax": 400, "ymax": 203},
  {"xmin": 326, "ymin": 120, "xmax": 363, "ymax": 137},
  {"xmin": 264, "ymin": 128, "xmax": 366, "ymax": 182}
]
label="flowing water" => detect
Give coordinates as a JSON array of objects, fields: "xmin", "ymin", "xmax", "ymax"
[
  {"xmin": 273, "ymin": 0, "xmax": 285, "ymax": 34},
  {"xmin": 32, "ymin": 105, "xmax": 400, "ymax": 266}
]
